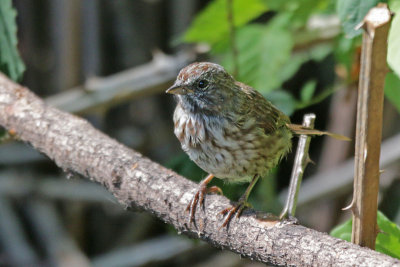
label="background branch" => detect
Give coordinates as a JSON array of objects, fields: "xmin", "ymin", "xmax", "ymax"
[
  {"xmin": 0, "ymin": 73, "xmax": 398, "ymax": 266},
  {"xmin": 46, "ymin": 51, "xmax": 194, "ymax": 114}
]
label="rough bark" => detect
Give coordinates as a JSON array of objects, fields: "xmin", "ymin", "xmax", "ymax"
[{"xmin": 0, "ymin": 73, "xmax": 398, "ymax": 266}]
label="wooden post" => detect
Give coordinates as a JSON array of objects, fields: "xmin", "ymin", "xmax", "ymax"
[{"xmin": 351, "ymin": 4, "xmax": 392, "ymax": 249}]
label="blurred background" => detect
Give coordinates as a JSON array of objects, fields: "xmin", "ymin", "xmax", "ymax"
[{"xmin": 1, "ymin": 0, "xmax": 400, "ymax": 266}]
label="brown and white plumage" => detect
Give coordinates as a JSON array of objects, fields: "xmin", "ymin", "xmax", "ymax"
[
  {"xmin": 166, "ymin": 62, "xmax": 348, "ymax": 226},
  {"xmin": 169, "ymin": 62, "xmax": 292, "ymax": 183}
]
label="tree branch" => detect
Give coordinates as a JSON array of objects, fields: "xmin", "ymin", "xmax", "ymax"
[{"xmin": 0, "ymin": 73, "xmax": 398, "ymax": 266}]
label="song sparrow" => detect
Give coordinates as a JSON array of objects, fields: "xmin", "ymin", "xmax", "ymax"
[{"xmin": 166, "ymin": 62, "xmax": 344, "ymax": 227}]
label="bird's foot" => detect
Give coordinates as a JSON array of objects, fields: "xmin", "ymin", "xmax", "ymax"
[
  {"xmin": 279, "ymin": 215, "xmax": 299, "ymax": 225},
  {"xmin": 220, "ymin": 197, "xmax": 251, "ymax": 228},
  {"xmin": 186, "ymin": 183, "xmax": 222, "ymax": 225},
  {"xmin": 279, "ymin": 209, "xmax": 299, "ymax": 225}
]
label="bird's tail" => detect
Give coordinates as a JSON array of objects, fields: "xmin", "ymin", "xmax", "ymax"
[{"xmin": 287, "ymin": 123, "xmax": 351, "ymax": 141}]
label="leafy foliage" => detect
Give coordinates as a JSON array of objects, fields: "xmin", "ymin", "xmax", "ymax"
[
  {"xmin": 337, "ymin": 0, "xmax": 382, "ymax": 38},
  {"xmin": 300, "ymin": 80, "xmax": 317, "ymax": 103},
  {"xmin": 281, "ymin": 44, "xmax": 333, "ymax": 83},
  {"xmin": 183, "ymin": 0, "xmax": 340, "ymax": 116},
  {"xmin": 222, "ymin": 14, "xmax": 293, "ymax": 94},
  {"xmin": 331, "ymin": 211, "xmax": 400, "ymax": 259},
  {"xmin": 387, "ymin": 0, "xmax": 400, "ymax": 78},
  {"xmin": 0, "ymin": 0, "xmax": 25, "ymax": 81},
  {"xmin": 336, "ymin": 0, "xmax": 400, "ymax": 115},
  {"xmin": 266, "ymin": 0, "xmax": 332, "ymax": 28},
  {"xmin": 184, "ymin": 0, "xmax": 268, "ymax": 45},
  {"xmin": 384, "ymin": 72, "xmax": 400, "ymax": 113},
  {"xmin": 333, "ymin": 34, "xmax": 361, "ymax": 80},
  {"xmin": 265, "ymin": 90, "xmax": 297, "ymax": 116}
]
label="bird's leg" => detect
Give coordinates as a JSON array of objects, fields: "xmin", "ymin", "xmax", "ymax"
[
  {"xmin": 220, "ymin": 174, "xmax": 260, "ymax": 228},
  {"xmin": 186, "ymin": 174, "xmax": 222, "ymax": 224}
]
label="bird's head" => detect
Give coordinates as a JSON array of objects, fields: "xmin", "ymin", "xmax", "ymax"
[{"xmin": 166, "ymin": 62, "xmax": 238, "ymax": 114}]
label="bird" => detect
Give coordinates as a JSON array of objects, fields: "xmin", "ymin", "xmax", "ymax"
[{"xmin": 166, "ymin": 62, "xmax": 347, "ymax": 227}]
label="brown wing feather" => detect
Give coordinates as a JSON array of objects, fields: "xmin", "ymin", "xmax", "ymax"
[
  {"xmin": 233, "ymin": 82, "xmax": 350, "ymax": 141},
  {"xmin": 235, "ymin": 81, "xmax": 290, "ymax": 134},
  {"xmin": 287, "ymin": 123, "xmax": 351, "ymax": 141}
]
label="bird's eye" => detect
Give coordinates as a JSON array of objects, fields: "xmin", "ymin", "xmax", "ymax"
[{"xmin": 197, "ymin": 80, "xmax": 209, "ymax": 89}]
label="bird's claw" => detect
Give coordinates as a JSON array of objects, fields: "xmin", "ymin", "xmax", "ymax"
[
  {"xmin": 280, "ymin": 215, "xmax": 299, "ymax": 225},
  {"xmin": 220, "ymin": 198, "xmax": 251, "ymax": 228},
  {"xmin": 186, "ymin": 184, "xmax": 222, "ymax": 225}
]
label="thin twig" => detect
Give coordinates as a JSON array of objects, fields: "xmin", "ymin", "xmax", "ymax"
[
  {"xmin": 0, "ymin": 73, "xmax": 398, "ymax": 266},
  {"xmin": 280, "ymin": 113, "xmax": 315, "ymax": 219},
  {"xmin": 351, "ymin": 4, "xmax": 392, "ymax": 249},
  {"xmin": 226, "ymin": 0, "xmax": 239, "ymax": 77}
]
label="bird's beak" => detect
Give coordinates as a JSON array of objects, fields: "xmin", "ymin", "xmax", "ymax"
[{"xmin": 166, "ymin": 84, "xmax": 193, "ymax": 95}]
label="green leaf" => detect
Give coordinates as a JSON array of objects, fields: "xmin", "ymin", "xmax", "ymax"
[
  {"xmin": 384, "ymin": 72, "xmax": 400, "ymax": 113},
  {"xmin": 300, "ymin": 80, "xmax": 317, "ymax": 102},
  {"xmin": 330, "ymin": 217, "xmax": 352, "ymax": 242},
  {"xmin": 279, "ymin": 43, "xmax": 333, "ymax": 83},
  {"xmin": 184, "ymin": 0, "xmax": 268, "ymax": 45},
  {"xmin": 0, "ymin": 0, "xmax": 25, "ymax": 81},
  {"xmin": 330, "ymin": 211, "xmax": 400, "ymax": 259},
  {"xmin": 265, "ymin": 90, "xmax": 297, "ymax": 116},
  {"xmin": 222, "ymin": 14, "xmax": 294, "ymax": 93},
  {"xmin": 336, "ymin": 0, "xmax": 381, "ymax": 38},
  {"xmin": 296, "ymin": 86, "xmax": 336, "ymax": 109},
  {"xmin": 376, "ymin": 211, "xmax": 400, "ymax": 258},
  {"xmin": 266, "ymin": 0, "xmax": 332, "ymax": 28},
  {"xmin": 388, "ymin": 0, "xmax": 400, "ymax": 78}
]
